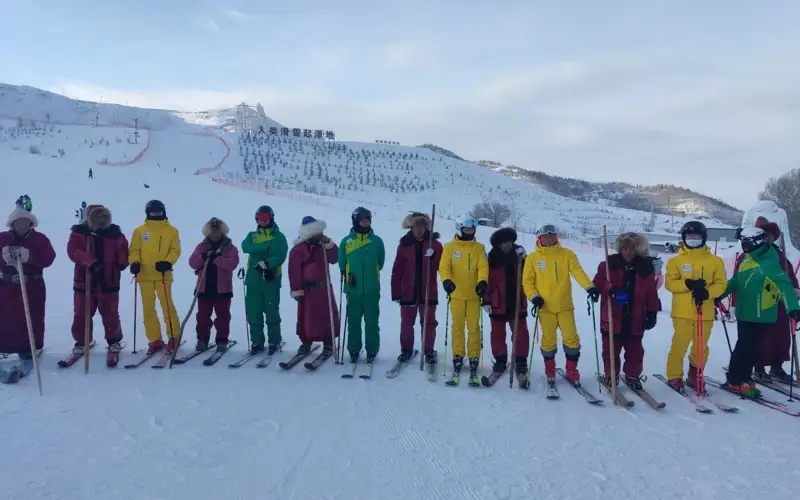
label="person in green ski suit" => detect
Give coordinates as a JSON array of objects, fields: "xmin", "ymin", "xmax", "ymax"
[
  {"xmin": 339, "ymin": 207, "xmax": 385, "ymax": 364},
  {"xmin": 241, "ymin": 205, "xmax": 288, "ymax": 355},
  {"xmin": 718, "ymin": 226, "xmax": 800, "ymax": 397}
]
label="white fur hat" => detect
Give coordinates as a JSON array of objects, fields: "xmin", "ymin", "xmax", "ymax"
[
  {"xmin": 6, "ymin": 208, "xmax": 38, "ymax": 229},
  {"xmin": 293, "ymin": 217, "xmax": 327, "ymax": 246}
]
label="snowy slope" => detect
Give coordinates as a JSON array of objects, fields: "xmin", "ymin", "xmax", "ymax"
[{"xmin": 1, "ymin": 146, "xmax": 799, "ymax": 500}]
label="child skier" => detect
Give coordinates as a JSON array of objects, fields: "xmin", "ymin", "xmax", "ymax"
[
  {"xmin": 483, "ymin": 227, "xmax": 529, "ymax": 387},
  {"xmin": 718, "ymin": 227, "xmax": 800, "ymax": 396},
  {"xmin": 592, "ymin": 232, "xmax": 659, "ymax": 390},
  {"xmin": 522, "ymin": 224, "xmax": 599, "ymax": 384},
  {"xmin": 663, "ymin": 221, "xmax": 727, "ymax": 393},
  {"xmin": 241, "ymin": 205, "xmax": 288, "ymax": 355},
  {"xmin": 188, "ymin": 218, "xmax": 240, "ymax": 353},
  {"xmin": 339, "ymin": 207, "xmax": 385, "ymax": 364},
  {"xmin": 439, "ymin": 216, "xmax": 489, "ymax": 384},
  {"xmin": 288, "ymin": 216, "xmax": 339, "ymax": 359},
  {"xmin": 129, "ymin": 200, "xmax": 182, "ymax": 354}
]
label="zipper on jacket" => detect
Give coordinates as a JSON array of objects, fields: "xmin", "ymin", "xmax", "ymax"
[
  {"xmin": 468, "ymin": 253, "xmax": 471, "ymax": 271},
  {"xmin": 555, "ymin": 262, "xmax": 559, "ymax": 281},
  {"xmin": 363, "ymin": 246, "xmax": 368, "ymax": 296},
  {"xmin": 757, "ymin": 293, "xmax": 761, "ymax": 318},
  {"xmin": 158, "ymin": 236, "xmax": 162, "ymax": 253}
]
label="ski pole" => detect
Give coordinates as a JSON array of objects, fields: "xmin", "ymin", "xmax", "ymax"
[
  {"xmin": 15, "ymin": 256, "xmax": 43, "ymax": 396},
  {"xmin": 790, "ymin": 319, "xmax": 798, "ymax": 402},
  {"xmin": 601, "ymin": 225, "xmax": 619, "ymax": 405},
  {"xmin": 509, "ymin": 251, "xmax": 524, "ymax": 389},
  {"xmin": 237, "ymin": 268, "xmax": 250, "ymax": 347},
  {"xmin": 695, "ymin": 303, "xmax": 705, "ymax": 398},
  {"xmin": 443, "ymin": 295, "xmax": 451, "ymax": 376},
  {"xmin": 162, "ymin": 273, "xmax": 176, "ymax": 342},
  {"xmin": 340, "ymin": 295, "xmax": 349, "ymax": 365},
  {"xmin": 588, "ymin": 296, "xmax": 601, "ymax": 393},
  {"xmin": 479, "ymin": 306, "xmax": 484, "ymax": 376},
  {"xmin": 323, "ymin": 252, "xmax": 338, "ymax": 364},
  {"xmin": 169, "ymin": 260, "xmax": 208, "ymax": 368},
  {"xmin": 336, "ymin": 280, "xmax": 344, "ymax": 364},
  {"xmin": 527, "ymin": 306, "xmax": 539, "ymax": 375},
  {"xmin": 84, "ymin": 266, "xmax": 92, "ymax": 375},
  {"xmin": 718, "ymin": 305, "xmax": 733, "ymax": 355},
  {"xmin": 420, "ymin": 204, "xmax": 436, "ymax": 371},
  {"xmin": 132, "ymin": 276, "xmax": 139, "ymax": 354}
]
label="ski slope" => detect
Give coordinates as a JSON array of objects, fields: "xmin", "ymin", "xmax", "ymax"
[{"xmin": 1, "ymin": 143, "xmax": 799, "ymax": 500}]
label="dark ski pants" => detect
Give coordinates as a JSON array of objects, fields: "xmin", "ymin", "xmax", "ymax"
[
  {"xmin": 346, "ymin": 293, "xmax": 380, "ymax": 354},
  {"xmin": 399, "ymin": 303, "xmax": 437, "ymax": 352},
  {"xmin": 756, "ymin": 306, "xmax": 791, "ymax": 368},
  {"xmin": 71, "ymin": 291, "xmax": 123, "ymax": 344},
  {"xmin": 490, "ymin": 315, "xmax": 529, "ymax": 358},
  {"xmin": 196, "ymin": 297, "xmax": 232, "ymax": 344},
  {"xmin": 727, "ymin": 321, "xmax": 768, "ymax": 384},
  {"xmin": 601, "ymin": 332, "xmax": 644, "ymax": 378}
]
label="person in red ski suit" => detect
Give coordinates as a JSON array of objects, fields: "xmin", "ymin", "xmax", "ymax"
[
  {"xmin": 188, "ymin": 217, "xmax": 240, "ymax": 352},
  {"xmin": 66, "ymin": 205, "xmax": 129, "ymax": 360},
  {"xmin": 729, "ymin": 217, "xmax": 799, "ymax": 384},
  {"xmin": 288, "ymin": 216, "xmax": 339, "ymax": 357},
  {"xmin": 0, "ymin": 208, "xmax": 56, "ymax": 358},
  {"xmin": 593, "ymin": 232, "xmax": 659, "ymax": 390},
  {"xmin": 483, "ymin": 228, "xmax": 530, "ymax": 381},
  {"xmin": 390, "ymin": 212, "xmax": 443, "ymax": 366}
]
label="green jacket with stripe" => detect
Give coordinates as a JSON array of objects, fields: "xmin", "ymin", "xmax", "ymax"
[{"xmin": 338, "ymin": 229, "xmax": 385, "ymax": 295}]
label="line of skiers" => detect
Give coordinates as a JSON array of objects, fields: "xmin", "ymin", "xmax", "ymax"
[{"xmin": 0, "ymin": 199, "xmax": 798, "ymax": 398}]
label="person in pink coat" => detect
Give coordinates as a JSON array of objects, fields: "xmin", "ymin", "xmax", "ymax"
[
  {"xmin": 0, "ymin": 208, "xmax": 56, "ymax": 359},
  {"xmin": 288, "ymin": 216, "xmax": 339, "ymax": 357},
  {"xmin": 188, "ymin": 217, "xmax": 240, "ymax": 352}
]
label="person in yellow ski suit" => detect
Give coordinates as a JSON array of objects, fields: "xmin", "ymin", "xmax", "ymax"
[
  {"xmin": 522, "ymin": 224, "xmax": 599, "ymax": 383},
  {"xmin": 664, "ymin": 221, "xmax": 726, "ymax": 393},
  {"xmin": 128, "ymin": 200, "xmax": 181, "ymax": 355},
  {"xmin": 438, "ymin": 216, "xmax": 489, "ymax": 379}
]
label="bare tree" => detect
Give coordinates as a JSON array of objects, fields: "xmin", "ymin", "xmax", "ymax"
[
  {"xmin": 759, "ymin": 168, "xmax": 800, "ymax": 247},
  {"xmin": 470, "ymin": 200, "xmax": 512, "ymax": 227}
]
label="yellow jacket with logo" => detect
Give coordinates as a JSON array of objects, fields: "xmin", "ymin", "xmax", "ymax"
[
  {"xmin": 522, "ymin": 242, "xmax": 592, "ymax": 313},
  {"xmin": 664, "ymin": 243, "xmax": 727, "ymax": 320},
  {"xmin": 129, "ymin": 220, "xmax": 181, "ymax": 282},
  {"xmin": 439, "ymin": 236, "xmax": 489, "ymax": 300}
]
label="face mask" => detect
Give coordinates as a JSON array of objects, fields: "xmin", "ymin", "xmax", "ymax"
[{"xmin": 685, "ymin": 238, "xmax": 703, "ymax": 248}]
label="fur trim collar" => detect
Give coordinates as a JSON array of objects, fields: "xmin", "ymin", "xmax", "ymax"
[
  {"xmin": 608, "ymin": 253, "xmax": 654, "ymax": 275},
  {"xmin": 203, "ymin": 235, "xmax": 232, "ymax": 248},
  {"xmin": 614, "ymin": 232, "xmax": 650, "ymax": 257},
  {"xmin": 202, "ymin": 217, "xmax": 229, "ymax": 238},
  {"xmin": 294, "ymin": 220, "xmax": 327, "ymax": 246},
  {"xmin": 400, "ymin": 230, "xmax": 440, "ymax": 246},
  {"xmin": 71, "ymin": 223, "xmax": 123, "ymax": 237}
]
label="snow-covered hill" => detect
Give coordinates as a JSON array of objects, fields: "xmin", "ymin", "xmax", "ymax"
[{"xmin": 1, "ymin": 125, "xmax": 798, "ymax": 500}]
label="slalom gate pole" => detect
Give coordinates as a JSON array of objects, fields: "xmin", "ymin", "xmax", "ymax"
[
  {"xmin": 443, "ymin": 295, "xmax": 451, "ymax": 377},
  {"xmin": 588, "ymin": 296, "xmax": 601, "ymax": 393},
  {"xmin": 16, "ymin": 257, "xmax": 43, "ymax": 396},
  {"xmin": 419, "ymin": 204, "xmax": 436, "ymax": 371},
  {"xmin": 132, "ymin": 276, "xmax": 139, "ymax": 354},
  {"xmin": 601, "ymin": 225, "xmax": 619, "ymax": 405},
  {"xmin": 509, "ymin": 251, "xmax": 524, "ymax": 389},
  {"xmin": 336, "ymin": 280, "xmax": 344, "ymax": 364},
  {"xmin": 237, "ymin": 268, "xmax": 250, "ymax": 347},
  {"xmin": 169, "ymin": 260, "xmax": 208, "ymax": 368},
  {"xmin": 527, "ymin": 306, "xmax": 539, "ymax": 375}
]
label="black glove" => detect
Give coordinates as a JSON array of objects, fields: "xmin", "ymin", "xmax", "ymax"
[
  {"xmin": 789, "ymin": 310, "xmax": 800, "ymax": 322},
  {"xmin": 443, "ymin": 279, "xmax": 456, "ymax": 295},
  {"xmin": 692, "ymin": 286, "xmax": 709, "ymax": 302},
  {"xmin": 261, "ymin": 268, "xmax": 276, "ymax": 281},
  {"xmin": 155, "ymin": 261, "xmax": 172, "ymax": 273},
  {"xmin": 347, "ymin": 274, "xmax": 356, "ymax": 287},
  {"xmin": 205, "ymin": 248, "xmax": 221, "ymax": 260},
  {"xmin": 531, "ymin": 296, "xmax": 544, "ymax": 308},
  {"xmin": 129, "ymin": 262, "xmax": 141, "ymax": 275},
  {"xmin": 685, "ymin": 279, "xmax": 706, "ymax": 291},
  {"xmin": 475, "ymin": 280, "xmax": 487, "ymax": 298},
  {"xmin": 644, "ymin": 311, "xmax": 657, "ymax": 331},
  {"xmin": 392, "ymin": 296, "xmax": 401, "ymax": 303},
  {"xmin": 587, "ymin": 286, "xmax": 600, "ymax": 302}
]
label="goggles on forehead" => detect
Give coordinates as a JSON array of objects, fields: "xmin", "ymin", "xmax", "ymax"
[{"xmin": 537, "ymin": 224, "xmax": 557, "ymax": 236}]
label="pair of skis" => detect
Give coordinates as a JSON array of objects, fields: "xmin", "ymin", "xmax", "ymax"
[
  {"xmin": 167, "ymin": 340, "xmax": 240, "ymax": 367},
  {"xmin": 595, "ymin": 374, "xmax": 667, "ymax": 409},
  {"xmin": 480, "ymin": 367, "xmax": 531, "ymax": 390},
  {"xmin": 342, "ymin": 350, "xmax": 373, "ymax": 379},
  {"xmin": 227, "ymin": 341, "xmax": 284, "ymax": 368},
  {"xmin": 277, "ymin": 345, "xmax": 336, "ymax": 371},
  {"xmin": 652, "ymin": 374, "xmax": 738, "ymax": 414}
]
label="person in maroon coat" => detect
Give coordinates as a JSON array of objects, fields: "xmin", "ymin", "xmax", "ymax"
[
  {"xmin": 0, "ymin": 208, "xmax": 56, "ymax": 358},
  {"xmin": 288, "ymin": 216, "xmax": 339, "ymax": 357},
  {"xmin": 66, "ymin": 204, "xmax": 129, "ymax": 359},
  {"xmin": 188, "ymin": 217, "xmax": 240, "ymax": 352},
  {"xmin": 592, "ymin": 232, "xmax": 659, "ymax": 390},
  {"xmin": 729, "ymin": 217, "xmax": 799, "ymax": 383},
  {"xmin": 390, "ymin": 212, "xmax": 443, "ymax": 366},
  {"xmin": 483, "ymin": 228, "xmax": 530, "ymax": 379}
]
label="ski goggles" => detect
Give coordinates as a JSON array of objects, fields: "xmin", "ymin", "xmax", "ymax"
[
  {"xmin": 459, "ymin": 217, "xmax": 478, "ymax": 229},
  {"xmin": 255, "ymin": 213, "xmax": 272, "ymax": 223},
  {"xmin": 537, "ymin": 224, "xmax": 557, "ymax": 236}
]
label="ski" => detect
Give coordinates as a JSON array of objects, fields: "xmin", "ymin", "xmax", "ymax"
[
  {"xmin": 304, "ymin": 349, "xmax": 333, "ymax": 371},
  {"xmin": 256, "ymin": 341, "xmax": 286, "ymax": 368},
  {"xmin": 722, "ymin": 364, "xmax": 800, "ymax": 399},
  {"xmin": 228, "ymin": 342, "xmax": 275, "ymax": 368},
  {"xmin": 624, "ymin": 380, "xmax": 666, "ymax": 409},
  {"xmin": 151, "ymin": 341, "xmax": 186, "ymax": 369},
  {"xmin": 545, "ymin": 377, "xmax": 560, "ymax": 399},
  {"xmin": 595, "ymin": 375, "xmax": 635, "ymax": 407},
  {"xmin": 124, "ymin": 348, "xmax": 163, "ymax": 369},
  {"xmin": 341, "ymin": 350, "xmax": 363, "ymax": 379},
  {"xmin": 279, "ymin": 345, "xmax": 320, "ymax": 370},
  {"xmin": 468, "ymin": 374, "xmax": 480, "ymax": 387},
  {"xmin": 106, "ymin": 348, "xmax": 121, "ymax": 368},
  {"xmin": 203, "ymin": 341, "xmax": 238, "ymax": 366},
  {"xmin": 444, "ymin": 370, "xmax": 461, "ymax": 386},
  {"xmin": 0, "ymin": 365, "xmax": 22, "ymax": 384},
  {"xmin": 705, "ymin": 376, "xmax": 792, "ymax": 415},
  {"xmin": 358, "ymin": 362, "xmax": 374, "ymax": 379},
  {"xmin": 172, "ymin": 344, "xmax": 216, "ymax": 365},
  {"xmin": 385, "ymin": 349, "xmax": 419, "ymax": 378},
  {"xmin": 57, "ymin": 341, "xmax": 97, "ymax": 368},
  {"xmin": 653, "ymin": 374, "xmax": 713, "ymax": 413},
  {"xmin": 556, "ymin": 368, "xmax": 603, "ymax": 404},
  {"xmin": 481, "ymin": 368, "xmax": 507, "ymax": 387}
]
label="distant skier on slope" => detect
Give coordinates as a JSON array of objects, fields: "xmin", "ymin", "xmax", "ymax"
[
  {"xmin": 75, "ymin": 201, "xmax": 87, "ymax": 221},
  {"xmin": 522, "ymin": 224, "xmax": 599, "ymax": 385},
  {"xmin": 717, "ymin": 226, "xmax": 800, "ymax": 397},
  {"xmin": 339, "ymin": 207, "xmax": 385, "ymax": 365},
  {"xmin": 592, "ymin": 232, "xmax": 659, "ymax": 391},
  {"xmin": 390, "ymin": 211, "xmax": 442, "ymax": 367},
  {"xmin": 663, "ymin": 221, "xmax": 726, "ymax": 394},
  {"xmin": 241, "ymin": 205, "xmax": 288, "ymax": 355},
  {"xmin": 288, "ymin": 216, "xmax": 339, "ymax": 359},
  {"xmin": 66, "ymin": 205, "xmax": 129, "ymax": 366},
  {"xmin": 439, "ymin": 216, "xmax": 488, "ymax": 385},
  {"xmin": 483, "ymin": 227, "xmax": 529, "ymax": 387},
  {"xmin": 188, "ymin": 217, "xmax": 239, "ymax": 353}
]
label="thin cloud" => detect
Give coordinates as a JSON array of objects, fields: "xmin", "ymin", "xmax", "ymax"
[
  {"xmin": 221, "ymin": 8, "xmax": 250, "ymax": 23},
  {"xmin": 193, "ymin": 15, "xmax": 220, "ymax": 33}
]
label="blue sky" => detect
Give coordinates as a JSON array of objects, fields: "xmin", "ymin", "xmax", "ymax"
[{"xmin": 2, "ymin": 1, "xmax": 799, "ymax": 208}]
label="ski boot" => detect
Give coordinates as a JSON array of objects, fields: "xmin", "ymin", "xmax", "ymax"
[
  {"xmin": 753, "ymin": 366, "xmax": 771, "ymax": 383},
  {"xmin": 724, "ymin": 379, "xmax": 762, "ymax": 398},
  {"xmin": 544, "ymin": 358, "xmax": 558, "ymax": 397},
  {"xmin": 195, "ymin": 340, "xmax": 209, "ymax": 352},
  {"xmin": 424, "ymin": 349, "xmax": 438, "ymax": 379},
  {"xmin": 600, "ymin": 373, "xmax": 620, "ymax": 390},
  {"xmin": 492, "ymin": 354, "xmax": 508, "ymax": 375},
  {"xmin": 267, "ymin": 342, "xmax": 282, "ymax": 356},
  {"xmin": 72, "ymin": 342, "xmax": 85, "ymax": 356},
  {"xmin": 366, "ymin": 352, "xmax": 377, "ymax": 364},
  {"xmin": 686, "ymin": 365, "xmax": 708, "ymax": 396},
  {"xmin": 624, "ymin": 375, "xmax": 645, "ymax": 391},
  {"xmin": 147, "ymin": 339, "xmax": 164, "ymax": 355},
  {"xmin": 215, "ymin": 339, "xmax": 229, "ymax": 353},
  {"xmin": 769, "ymin": 365, "xmax": 795, "ymax": 385},
  {"xmin": 166, "ymin": 338, "xmax": 178, "ymax": 353},
  {"xmin": 565, "ymin": 359, "xmax": 581, "ymax": 385},
  {"xmin": 666, "ymin": 378, "xmax": 686, "ymax": 394},
  {"xmin": 452, "ymin": 355, "xmax": 464, "ymax": 374},
  {"xmin": 250, "ymin": 342, "xmax": 265, "ymax": 355},
  {"xmin": 349, "ymin": 350, "xmax": 360, "ymax": 364},
  {"xmin": 106, "ymin": 340, "xmax": 122, "ymax": 367},
  {"xmin": 397, "ymin": 349, "xmax": 415, "ymax": 363},
  {"xmin": 297, "ymin": 343, "xmax": 312, "ymax": 356},
  {"xmin": 514, "ymin": 356, "xmax": 529, "ymax": 389},
  {"xmin": 321, "ymin": 342, "xmax": 334, "ymax": 357},
  {"xmin": 468, "ymin": 357, "xmax": 480, "ymax": 386}
]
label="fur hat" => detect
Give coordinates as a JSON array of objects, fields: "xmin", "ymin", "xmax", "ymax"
[
  {"xmin": 86, "ymin": 205, "xmax": 111, "ymax": 230},
  {"xmin": 294, "ymin": 217, "xmax": 327, "ymax": 245},
  {"xmin": 754, "ymin": 216, "xmax": 781, "ymax": 239},
  {"xmin": 490, "ymin": 227, "xmax": 518, "ymax": 247},
  {"xmin": 6, "ymin": 207, "xmax": 38, "ymax": 228},
  {"xmin": 402, "ymin": 212, "xmax": 431, "ymax": 230},
  {"xmin": 202, "ymin": 217, "xmax": 229, "ymax": 238},
  {"xmin": 614, "ymin": 232, "xmax": 650, "ymax": 257}
]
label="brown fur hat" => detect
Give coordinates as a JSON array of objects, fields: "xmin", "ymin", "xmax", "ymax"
[
  {"xmin": 490, "ymin": 227, "xmax": 518, "ymax": 247},
  {"xmin": 202, "ymin": 217, "xmax": 229, "ymax": 238},
  {"xmin": 614, "ymin": 232, "xmax": 650, "ymax": 257},
  {"xmin": 402, "ymin": 212, "xmax": 431, "ymax": 230},
  {"xmin": 87, "ymin": 205, "xmax": 111, "ymax": 230},
  {"xmin": 755, "ymin": 217, "xmax": 781, "ymax": 239}
]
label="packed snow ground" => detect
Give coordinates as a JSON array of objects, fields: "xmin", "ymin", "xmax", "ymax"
[{"xmin": 2, "ymin": 139, "xmax": 800, "ymax": 500}]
